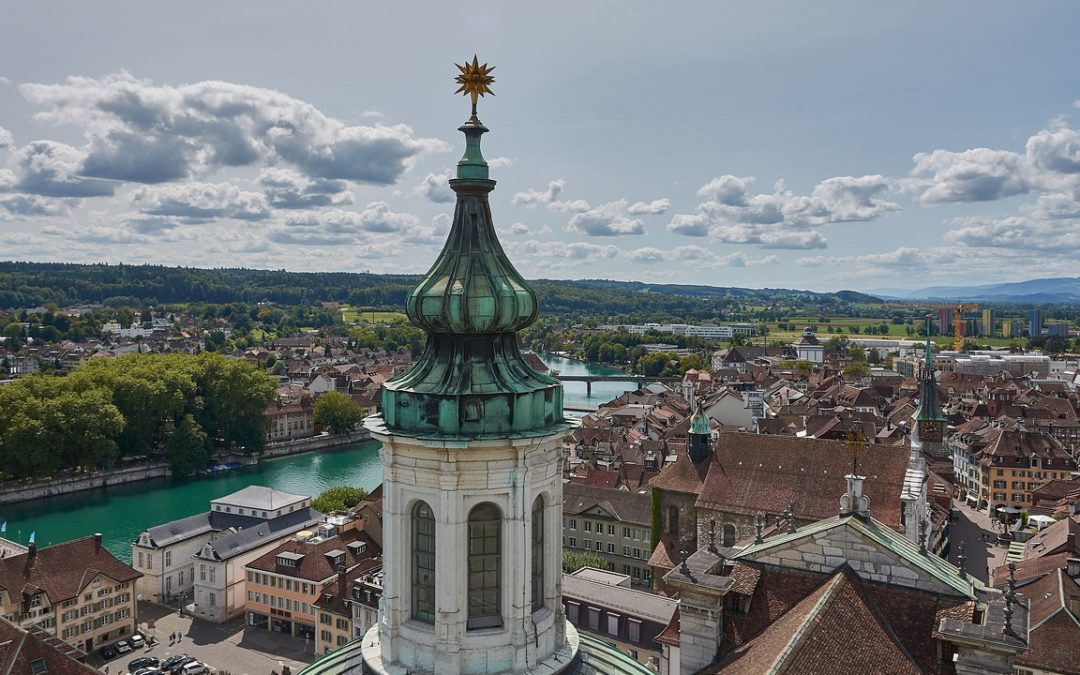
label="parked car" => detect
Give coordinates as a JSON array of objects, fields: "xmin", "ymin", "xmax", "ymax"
[
  {"xmin": 130, "ymin": 633, "xmax": 146, "ymax": 649},
  {"xmin": 128, "ymin": 656, "xmax": 160, "ymax": 671},
  {"xmin": 99, "ymin": 644, "xmax": 118, "ymax": 660},
  {"xmin": 180, "ymin": 663, "xmax": 209, "ymax": 675},
  {"xmin": 133, "ymin": 668, "xmax": 165, "ymax": 675},
  {"xmin": 115, "ymin": 639, "xmax": 133, "ymax": 654},
  {"xmin": 161, "ymin": 654, "xmax": 191, "ymax": 670},
  {"xmin": 165, "ymin": 655, "xmax": 197, "ymax": 674}
]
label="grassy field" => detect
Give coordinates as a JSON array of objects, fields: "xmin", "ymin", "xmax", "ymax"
[
  {"xmin": 341, "ymin": 306, "xmax": 408, "ymax": 324},
  {"xmin": 764, "ymin": 318, "xmax": 1024, "ymax": 350}
]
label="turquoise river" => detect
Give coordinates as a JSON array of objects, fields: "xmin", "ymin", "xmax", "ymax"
[{"xmin": 1, "ymin": 353, "xmax": 636, "ymax": 562}]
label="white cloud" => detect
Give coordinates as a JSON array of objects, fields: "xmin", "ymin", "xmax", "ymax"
[
  {"xmin": 1026, "ymin": 125, "xmax": 1080, "ymax": 174},
  {"xmin": 944, "ymin": 215, "xmax": 1080, "ymax": 252},
  {"xmin": 415, "ymin": 170, "xmax": 454, "ymax": 203},
  {"xmin": 14, "ymin": 141, "xmax": 116, "ymax": 197},
  {"xmin": 488, "ymin": 156, "xmax": 514, "ymax": 168},
  {"xmin": 667, "ymin": 174, "xmax": 894, "ymax": 249},
  {"xmin": 19, "ymin": 72, "xmax": 446, "ymax": 186},
  {"xmin": 508, "ymin": 239, "xmax": 618, "ymax": 261},
  {"xmin": 131, "ymin": 181, "xmax": 269, "ymax": 220},
  {"xmin": 910, "ymin": 148, "xmax": 1031, "ymax": 204},
  {"xmin": 258, "ymin": 168, "xmax": 353, "ymax": 209},
  {"xmin": 0, "ymin": 194, "xmax": 68, "ymax": 218},
  {"xmin": 510, "ymin": 222, "xmax": 530, "ymax": 235},
  {"xmin": 512, "ymin": 179, "xmax": 564, "ymax": 207},
  {"xmin": 670, "ymin": 245, "xmax": 711, "ymax": 261},
  {"xmin": 626, "ymin": 247, "xmax": 666, "ymax": 262},
  {"xmin": 0, "ymin": 126, "xmax": 13, "ymax": 151},
  {"xmin": 567, "ymin": 200, "xmax": 645, "ymax": 237},
  {"xmin": 626, "ymin": 198, "xmax": 670, "ymax": 215},
  {"xmin": 284, "ymin": 202, "xmax": 419, "ymax": 235},
  {"xmin": 810, "ymin": 175, "xmax": 900, "ymax": 221}
]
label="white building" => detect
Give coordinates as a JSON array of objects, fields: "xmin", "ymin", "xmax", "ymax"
[{"xmin": 133, "ymin": 486, "xmax": 321, "ymax": 609}]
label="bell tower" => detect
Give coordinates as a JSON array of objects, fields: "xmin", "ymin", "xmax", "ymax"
[
  {"xmin": 359, "ymin": 57, "xmax": 577, "ymax": 674},
  {"xmin": 915, "ymin": 316, "xmax": 947, "ymax": 458}
]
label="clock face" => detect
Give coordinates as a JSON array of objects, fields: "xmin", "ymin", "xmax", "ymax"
[{"xmin": 921, "ymin": 421, "xmax": 943, "ymax": 439}]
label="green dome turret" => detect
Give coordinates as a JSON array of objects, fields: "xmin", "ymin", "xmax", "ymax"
[
  {"xmin": 404, "ymin": 120, "xmax": 538, "ymax": 335},
  {"xmin": 377, "ymin": 72, "xmax": 565, "ymax": 440}
]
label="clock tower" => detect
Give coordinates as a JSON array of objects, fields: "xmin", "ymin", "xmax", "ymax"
[{"xmin": 914, "ymin": 320, "xmax": 947, "ymax": 458}]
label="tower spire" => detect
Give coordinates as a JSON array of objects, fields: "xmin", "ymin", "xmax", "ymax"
[{"xmin": 380, "ymin": 59, "xmax": 563, "ymax": 438}]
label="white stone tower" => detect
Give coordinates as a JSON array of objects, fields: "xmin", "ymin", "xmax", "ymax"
[{"xmin": 358, "ymin": 57, "xmax": 577, "ymax": 675}]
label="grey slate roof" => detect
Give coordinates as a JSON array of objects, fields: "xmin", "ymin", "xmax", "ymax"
[
  {"xmin": 145, "ymin": 512, "xmax": 214, "ymax": 548},
  {"xmin": 211, "ymin": 485, "xmax": 307, "ymax": 510},
  {"xmin": 195, "ymin": 507, "xmax": 324, "ymax": 561},
  {"xmin": 563, "ymin": 572, "xmax": 677, "ymax": 624}
]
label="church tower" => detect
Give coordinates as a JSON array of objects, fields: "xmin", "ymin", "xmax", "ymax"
[
  {"xmin": 688, "ymin": 401, "xmax": 712, "ymax": 465},
  {"xmin": 914, "ymin": 317, "xmax": 947, "ymax": 459},
  {"xmin": 359, "ymin": 58, "xmax": 576, "ymax": 674}
]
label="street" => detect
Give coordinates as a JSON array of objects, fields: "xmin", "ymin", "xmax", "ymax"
[
  {"xmin": 103, "ymin": 602, "xmax": 313, "ymax": 675},
  {"xmin": 948, "ymin": 498, "xmax": 1009, "ymax": 585}
]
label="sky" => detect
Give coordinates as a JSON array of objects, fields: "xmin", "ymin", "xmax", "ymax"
[{"xmin": 1, "ymin": 1, "xmax": 1079, "ymax": 293}]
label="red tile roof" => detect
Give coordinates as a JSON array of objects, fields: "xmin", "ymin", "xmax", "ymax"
[
  {"xmin": 649, "ymin": 451, "xmax": 710, "ymax": 494},
  {"xmin": 696, "ymin": 433, "xmax": 907, "ymax": 530},
  {"xmin": 711, "ymin": 567, "xmax": 920, "ymax": 675},
  {"xmin": 0, "ymin": 618, "xmax": 97, "ymax": 675},
  {"xmin": 0, "ymin": 536, "xmax": 141, "ymax": 604}
]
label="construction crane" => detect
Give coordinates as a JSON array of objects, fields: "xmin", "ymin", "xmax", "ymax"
[
  {"xmin": 951, "ymin": 303, "xmax": 980, "ymax": 352},
  {"xmin": 881, "ymin": 301, "xmax": 981, "ymax": 350}
]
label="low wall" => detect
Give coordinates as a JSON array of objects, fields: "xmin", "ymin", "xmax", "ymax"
[
  {"xmin": 0, "ymin": 463, "xmax": 171, "ymax": 505},
  {"xmin": 260, "ymin": 430, "xmax": 371, "ymax": 459}
]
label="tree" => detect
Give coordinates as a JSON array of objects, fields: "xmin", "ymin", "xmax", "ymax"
[
  {"xmin": 2, "ymin": 322, "xmax": 23, "ymax": 347},
  {"xmin": 562, "ymin": 549, "xmax": 605, "ymax": 574},
  {"xmin": 843, "ymin": 361, "xmax": 870, "ymax": 378},
  {"xmin": 314, "ymin": 391, "xmax": 365, "ymax": 434},
  {"xmin": 165, "ymin": 414, "xmax": 209, "ymax": 477},
  {"xmin": 312, "ymin": 485, "xmax": 368, "ymax": 513}
]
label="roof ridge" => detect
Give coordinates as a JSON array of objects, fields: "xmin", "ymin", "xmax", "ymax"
[{"xmin": 768, "ymin": 572, "xmax": 845, "ymax": 674}]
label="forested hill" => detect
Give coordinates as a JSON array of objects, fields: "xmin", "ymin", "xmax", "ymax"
[{"xmin": 0, "ymin": 261, "xmax": 879, "ymax": 320}]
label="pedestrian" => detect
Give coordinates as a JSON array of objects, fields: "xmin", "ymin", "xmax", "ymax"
[{"xmin": 178, "ymin": 630, "xmax": 183, "ymax": 642}]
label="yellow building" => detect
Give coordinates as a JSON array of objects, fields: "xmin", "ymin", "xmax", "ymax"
[
  {"xmin": 0, "ymin": 535, "xmax": 141, "ymax": 655},
  {"xmin": 979, "ymin": 426, "xmax": 1077, "ymax": 509},
  {"xmin": 244, "ymin": 529, "xmax": 379, "ymax": 643}
]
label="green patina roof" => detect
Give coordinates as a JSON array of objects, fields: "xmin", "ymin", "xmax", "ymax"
[
  {"xmin": 377, "ymin": 113, "xmax": 565, "ymax": 439},
  {"xmin": 690, "ymin": 401, "xmax": 711, "ymax": 436},
  {"xmin": 915, "ymin": 333, "xmax": 946, "ymax": 423},
  {"xmin": 734, "ymin": 513, "xmax": 988, "ymax": 599}
]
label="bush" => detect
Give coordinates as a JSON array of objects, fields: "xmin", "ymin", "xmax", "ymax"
[{"xmin": 312, "ymin": 485, "xmax": 368, "ymax": 513}]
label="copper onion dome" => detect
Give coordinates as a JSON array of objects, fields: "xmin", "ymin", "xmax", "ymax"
[{"xmin": 375, "ymin": 62, "xmax": 566, "ymax": 439}]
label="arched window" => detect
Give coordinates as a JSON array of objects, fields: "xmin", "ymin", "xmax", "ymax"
[
  {"xmin": 531, "ymin": 496, "xmax": 545, "ymax": 612},
  {"xmin": 722, "ymin": 523, "xmax": 737, "ymax": 547},
  {"xmin": 468, "ymin": 503, "xmax": 502, "ymax": 629},
  {"xmin": 668, "ymin": 506, "xmax": 680, "ymax": 538},
  {"xmin": 412, "ymin": 501, "xmax": 436, "ymax": 623}
]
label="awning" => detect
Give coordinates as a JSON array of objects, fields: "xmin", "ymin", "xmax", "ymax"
[{"xmin": 965, "ymin": 494, "xmax": 979, "ymax": 503}]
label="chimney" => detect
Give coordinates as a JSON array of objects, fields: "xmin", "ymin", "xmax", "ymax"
[
  {"xmin": 338, "ymin": 564, "xmax": 347, "ymax": 596},
  {"xmin": 94, "ymin": 533, "xmax": 102, "ymax": 550},
  {"xmin": 840, "ymin": 473, "xmax": 870, "ymax": 518},
  {"xmin": 27, "ymin": 542, "xmax": 36, "ymax": 558},
  {"xmin": 1068, "ymin": 558, "xmax": 1080, "ymax": 579}
]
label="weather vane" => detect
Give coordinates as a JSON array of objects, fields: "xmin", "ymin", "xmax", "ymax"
[
  {"xmin": 455, "ymin": 55, "xmax": 495, "ymax": 120},
  {"xmin": 845, "ymin": 430, "xmax": 866, "ymax": 476}
]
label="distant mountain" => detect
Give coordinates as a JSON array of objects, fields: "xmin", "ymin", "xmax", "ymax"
[{"xmin": 893, "ymin": 277, "xmax": 1080, "ymax": 303}]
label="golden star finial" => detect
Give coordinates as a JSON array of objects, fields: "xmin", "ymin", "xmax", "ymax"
[{"xmin": 454, "ymin": 55, "xmax": 495, "ymax": 118}]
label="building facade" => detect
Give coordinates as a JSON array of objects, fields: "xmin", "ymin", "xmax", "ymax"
[
  {"xmin": 562, "ymin": 483, "xmax": 654, "ymax": 587},
  {"xmin": 133, "ymin": 486, "xmax": 321, "ymax": 609},
  {"xmin": 0, "ymin": 535, "xmax": 140, "ymax": 655}
]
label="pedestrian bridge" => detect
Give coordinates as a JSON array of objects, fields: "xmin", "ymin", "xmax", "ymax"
[{"xmin": 555, "ymin": 374, "xmax": 682, "ymax": 396}]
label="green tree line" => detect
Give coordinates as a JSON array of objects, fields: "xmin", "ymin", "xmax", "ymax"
[{"xmin": 0, "ymin": 353, "xmax": 275, "ymax": 479}]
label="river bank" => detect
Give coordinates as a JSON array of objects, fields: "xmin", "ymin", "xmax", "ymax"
[
  {"xmin": 2, "ymin": 440, "xmax": 384, "ymax": 561},
  {"xmin": 0, "ymin": 430, "xmax": 372, "ymax": 506},
  {"xmin": 0, "ymin": 463, "xmax": 171, "ymax": 506}
]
